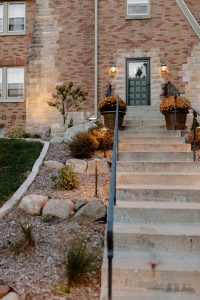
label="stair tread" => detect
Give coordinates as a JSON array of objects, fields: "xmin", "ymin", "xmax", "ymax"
[
  {"xmin": 102, "ymin": 249, "xmax": 200, "ymax": 272},
  {"xmin": 117, "ymin": 183, "xmax": 200, "ymax": 190},
  {"xmin": 100, "ymin": 289, "xmax": 200, "ymax": 300},
  {"xmin": 114, "ymin": 222, "xmax": 200, "ymax": 236}
]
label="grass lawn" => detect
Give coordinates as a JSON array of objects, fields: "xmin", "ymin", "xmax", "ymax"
[{"xmin": 0, "ymin": 139, "xmax": 43, "ymax": 207}]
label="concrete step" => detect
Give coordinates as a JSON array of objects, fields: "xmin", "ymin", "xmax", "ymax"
[
  {"xmin": 117, "ymin": 161, "xmax": 200, "ymax": 173},
  {"xmin": 117, "ymin": 173, "xmax": 200, "ymax": 186},
  {"xmin": 101, "ymin": 250, "xmax": 200, "ymax": 292},
  {"xmin": 118, "ymin": 130, "xmax": 182, "ymax": 137},
  {"xmin": 118, "ymin": 136, "xmax": 186, "ymax": 144},
  {"xmin": 118, "ymin": 143, "xmax": 191, "ymax": 152},
  {"xmin": 118, "ymin": 152, "xmax": 193, "ymax": 162},
  {"xmin": 125, "ymin": 125, "xmax": 168, "ymax": 132},
  {"xmin": 124, "ymin": 119, "xmax": 165, "ymax": 126},
  {"xmin": 116, "ymin": 186, "xmax": 200, "ymax": 202},
  {"xmin": 114, "ymin": 201, "xmax": 200, "ymax": 224},
  {"xmin": 113, "ymin": 222, "xmax": 200, "ymax": 251},
  {"xmin": 100, "ymin": 289, "xmax": 200, "ymax": 300}
]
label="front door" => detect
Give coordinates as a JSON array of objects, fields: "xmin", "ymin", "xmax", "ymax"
[{"xmin": 126, "ymin": 59, "xmax": 150, "ymax": 106}]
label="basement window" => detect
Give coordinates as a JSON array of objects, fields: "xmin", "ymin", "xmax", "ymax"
[
  {"xmin": 0, "ymin": 2, "xmax": 25, "ymax": 34},
  {"xmin": 0, "ymin": 67, "xmax": 25, "ymax": 102},
  {"xmin": 126, "ymin": 0, "xmax": 151, "ymax": 19}
]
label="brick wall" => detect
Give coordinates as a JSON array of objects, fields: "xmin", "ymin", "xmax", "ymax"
[{"xmin": 0, "ymin": 0, "xmax": 36, "ymax": 134}]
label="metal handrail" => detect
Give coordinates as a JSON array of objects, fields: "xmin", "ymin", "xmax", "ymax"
[{"xmin": 107, "ymin": 96, "xmax": 119, "ymax": 300}]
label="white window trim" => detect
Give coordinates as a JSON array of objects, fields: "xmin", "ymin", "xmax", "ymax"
[
  {"xmin": 0, "ymin": 67, "xmax": 25, "ymax": 103},
  {"xmin": 0, "ymin": 1, "xmax": 26, "ymax": 35},
  {"xmin": 126, "ymin": 0, "xmax": 151, "ymax": 19}
]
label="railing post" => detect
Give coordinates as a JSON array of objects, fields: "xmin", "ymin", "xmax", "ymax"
[
  {"xmin": 192, "ymin": 111, "xmax": 199, "ymax": 161},
  {"xmin": 174, "ymin": 94, "xmax": 177, "ymax": 130}
]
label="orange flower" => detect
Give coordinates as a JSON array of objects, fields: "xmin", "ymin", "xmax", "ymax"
[
  {"xmin": 160, "ymin": 96, "xmax": 191, "ymax": 113},
  {"xmin": 98, "ymin": 96, "xmax": 127, "ymax": 112}
]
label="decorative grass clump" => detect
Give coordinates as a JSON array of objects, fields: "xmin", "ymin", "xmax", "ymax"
[
  {"xmin": 52, "ymin": 165, "xmax": 79, "ymax": 190},
  {"xmin": 89, "ymin": 128, "xmax": 113, "ymax": 150},
  {"xmin": 65, "ymin": 240, "xmax": 97, "ymax": 287},
  {"xmin": 13, "ymin": 224, "xmax": 35, "ymax": 254},
  {"xmin": 0, "ymin": 139, "xmax": 43, "ymax": 207},
  {"xmin": 68, "ymin": 131, "xmax": 99, "ymax": 158}
]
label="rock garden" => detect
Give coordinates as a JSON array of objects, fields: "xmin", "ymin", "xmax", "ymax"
[{"xmin": 0, "ymin": 122, "xmax": 112, "ymax": 300}]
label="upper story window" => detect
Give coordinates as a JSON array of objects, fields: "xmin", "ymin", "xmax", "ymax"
[
  {"xmin": 0, "ymin": 67, "xmax": 25, "ymax": 102},
  {"xmin": 126, "ymin": 0, "xmax": 151, "ymax": 19},
  {"xmin": 0, "ymin": 2, "xmax": 25, "ymax": 34}
]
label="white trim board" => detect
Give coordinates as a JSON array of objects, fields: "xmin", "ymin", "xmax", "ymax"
[{"xmin": 176, "ymin": 0, "xmax": 200, "ymax": 40}]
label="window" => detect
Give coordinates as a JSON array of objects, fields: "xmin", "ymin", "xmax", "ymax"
[
  {"xmin": 0, "ymin": 67, "xmax": 25, "ymax": 101},
  {"xmin": 0, "ymin": 2, "xmax": 25, "ymax": 34},
  {"xmin": 127, "ymin": 0, "xmax": 151, "ymax": 19}
]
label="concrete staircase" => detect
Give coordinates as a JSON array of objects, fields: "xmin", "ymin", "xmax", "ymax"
[{"xmin": 100, "ymin": 107, "xmax": 200, "ymax": 300}]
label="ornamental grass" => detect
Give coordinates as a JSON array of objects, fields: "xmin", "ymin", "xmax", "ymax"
[{"xmin": 160, "ymin": 96, "xmax": 191, "ymax": 114}]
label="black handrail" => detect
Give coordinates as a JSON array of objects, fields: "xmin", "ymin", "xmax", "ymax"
[{"xmin": 107, "ymin": 96, "xmax": 119, "ymax": 300}]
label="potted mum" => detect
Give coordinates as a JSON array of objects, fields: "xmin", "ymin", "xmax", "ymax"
[
  {"xmin": 98, "ymin": 96, "xmax": 127, "ymax": 130},
  {"xmin": 160, "ymin": 96, "xmax": 191, "ymax": 130}
]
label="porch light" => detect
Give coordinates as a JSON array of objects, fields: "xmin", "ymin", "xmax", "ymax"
[
  {"xmin": 110, "ymin": 62, "xmax": 117, "ymax": 74},
  {"xmin": 161, "ymin": 61, "xmax": 167, "ymax": 74}
]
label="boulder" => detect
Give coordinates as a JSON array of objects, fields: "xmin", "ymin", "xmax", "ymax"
[
  {"xmin": 43, "ymin": 160, "xmax": 64, "ymax": 170},
  {"xmin": 50, "ymin": 137, "xmax": 64, "ymax": 144},
  {"xmin": 38, "ymin": 126, "xmax": 51, "ymax": 139},
  {"xmin": 86, "ymin": 159, "xmax": 110, "ymax": 175},
  {"xmin": 1, "ymin": 292, "xmax": 19, "ymax": 300},
  {"xmin": 64, "ymin": 121, "xmax": 97, "ymax": 143},
  {"xmin": 75, "ymin": 199, "xmax": 88, "ymax": 211},
  {"xmin": 74, "ymin": 199, "xmax": 106, "ymax": 223},
  {"xmin": 0, "ymin": 285, "xmax": 10, "ymax": 298},
  {"xmin": 65, "ymin": 159, "xmax": 87, "ymax": 173},
  {"xmin": 42, "ymin": 199, "xmax": 75, "ymax": 219},
  {"xmin": 19, "ymin": 194, "xmax": 48, "ymax": 216}
]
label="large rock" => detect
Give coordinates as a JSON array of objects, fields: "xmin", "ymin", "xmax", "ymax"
[
  {"xmin": 42, "ymin": 199, "xmax": 75, "ymax": 219},
  {"xmin": 66, "ymin": 159, "xmax": 87, "ymax": 173},
  {"xmin": 86, "ymin": 159, "xmax": 110, "ymax": 175},
  {"xmin": 0, "ymin": 285, "xmax": 10, "ymax": 298},
  {"xmin": 43, "ymin": 160, "xmax": 64, "ymax": 170},
  {"xmin": 38, "ymin": 126, "xmax": 51, "ymax": 139},
  {"xmin": 64, "ymin": 121, "xmax": 97, "ymax": 143},
  {"xmin": 19, "ymin": 194, "xmax": 48, "ymax": 216},
  {"xmin": 1, "ymin": 292, "xmax": 19, "ymax": 300},
  {"xmin": 74, "ymin": 199, "xmax": 106, "ymax": 223},
  {"xmin": 75, "ymin": 199, "xmax": 88, "ymax": 211}
]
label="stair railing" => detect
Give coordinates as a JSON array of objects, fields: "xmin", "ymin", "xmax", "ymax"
[{"xmin": 107, "ymin": 95, "xmax": 119, "ymax": 300}]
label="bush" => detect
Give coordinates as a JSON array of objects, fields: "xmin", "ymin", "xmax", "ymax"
[
  {"xmin": 65, "ymin": 240, "xmax": 97, "ymax": 287},
  {"xmin": 89, "ymin": 128, "xmax": 113, "ymax": 150},
  {"xmin": 68, "ymin": 131, "xmax": 99, "ymax": 158},
  {"xmin": 13, "ymin": 224, "xmax": 35, "ymax": 254},
  {"xmin": 52, "ymin": 166, "xmax": 79, "ymax": 190},
  {"xmin": 8, "ymin": 131, "xmax": 31, "ymax": 139}
]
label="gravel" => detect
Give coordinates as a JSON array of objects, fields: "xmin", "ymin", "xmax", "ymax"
[{"xmin": 0, "ymin": 143, "xmax": 111, "ymax": 300}]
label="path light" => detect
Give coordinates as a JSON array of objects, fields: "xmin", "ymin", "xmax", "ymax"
[
  {"xmin": 110, "ymin": 62, "xmax": 117, "ymax": 74},
  {"xmin": 94, "ymin": 156, "xmax": 101, "ymax": 198},
  {"xmin": 100, "ymin": 126, "xmax": 110, "ymax": 158}
]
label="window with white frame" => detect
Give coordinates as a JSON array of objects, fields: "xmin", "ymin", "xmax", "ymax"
[
  {"xmin": 0, "ymin": 2, "xmax": 25, "ymax": 34},
  {"xmin": 0, "ymin": 67, "xmax": 25, "ymax": 101},
  {"xmin": 127, "ymin": 0, "xmax": 151, "ymax": 19}
]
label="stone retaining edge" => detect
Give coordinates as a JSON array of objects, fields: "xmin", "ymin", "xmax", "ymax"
[{"xmin": 0, "ymin": 140, "xmax": 50, "ymax": 219}]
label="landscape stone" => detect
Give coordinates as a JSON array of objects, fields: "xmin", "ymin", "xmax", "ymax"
[
  {"xmin": 38, "ymin": 126, "xmax": 51, "ymax": 139},
  {"xmin": 43, "ymin": 160, "xmax": 64, "ymax": 170},
  {"xmin": 0, "ymin": 285, "xmax": 10, "ymax": 298},
  {"xmin": 19, "ymin": 194, "xmax": 48, "ymax": 216},
  {"xmin": 50, "ymin": 137, "xmax": 64, "ymax": 144},
  {"xmin": 86, "ymin": 159, "xmax": 110, "ymax": 175},
  {"xmin": 42, "ymin": 199, "xmax": 75, "ymax": 219},
  {"xmin": 64, "ymin": 121, "xmax": 97, "ymax": 143},
  {"xmin": 75, "ymin": 199, "xmax": 88, "ymax": 211},
  {"xmin": 74, "ymin": 199, "xmax": 107, "ymax": 223},
  {"xmin": 65, "ymin": 159, "xmax": 87, "ymax": 173},
  {"xmin": 1, "ymin": 292, "xmax": 19, "ymax": 300}
]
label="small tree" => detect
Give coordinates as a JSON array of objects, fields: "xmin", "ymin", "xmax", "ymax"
[{"xmin": 48, "ymin": 82, "xmax": 87, "ymax": 126}]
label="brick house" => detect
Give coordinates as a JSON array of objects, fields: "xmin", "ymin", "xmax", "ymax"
[{"xmin": 0, "ymin": 0, "xmax": 200, "ymax": 136}]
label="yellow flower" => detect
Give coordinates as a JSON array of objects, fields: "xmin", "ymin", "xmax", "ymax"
[
  {"xmin": 98, "ymin": 96, "xmax": 127, "ymax": 112},
  {"xmin": 160, "ymin": 96, "xmax": 191, "ymax": 113}
]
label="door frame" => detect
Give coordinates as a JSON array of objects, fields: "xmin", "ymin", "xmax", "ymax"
[{"xmin": 126, "ymin": 58, "xmax": 151, "ymax": 106}]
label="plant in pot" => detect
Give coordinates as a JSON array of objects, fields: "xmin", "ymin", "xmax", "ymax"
[
  {"xmin": 160, "ymin": 96, "xmax": 191, "ymax": 130},
  {"xmin": 97, "ymin": 96, "xmax": 127, "ymax": 130}
]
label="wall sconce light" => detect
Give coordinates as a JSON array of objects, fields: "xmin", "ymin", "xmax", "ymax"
[
  {"xmin": 161, "ymin": 61, "xmax": 167, "ymax": 74},
  {"xmin": 110, "ymin": 62, "xmax": 117, "ymax": 74}
]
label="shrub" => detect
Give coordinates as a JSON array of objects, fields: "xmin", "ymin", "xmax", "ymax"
[
  {"xmin": 65, "ymin": 240, "xmax": 97, "ymax": 287},
  {"xmin": 98, "ymin": 95, "xmax": 127, "ymax": 113},
  {"xmin": 8, "ymin": 131, "xmax": 31, "ymax": 139},
  {"xmin": 52, "ymin": 166, "xmax": 79, "ymax": 190},
  {"xmin": 13, "ymin": 224, "xmax": 35, "ymax": 254},
  {"xmin": 68, "ymin": 131, "xmax": 99, "ymax": 158},
  {"xmin": 89, "ymin": 128, "xmax": 113, "ymax": 150}
]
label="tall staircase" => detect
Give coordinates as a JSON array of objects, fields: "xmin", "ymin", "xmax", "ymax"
[{"xmin": 100, "ymin": 107, "xmax": 200, "ymax": 300}]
